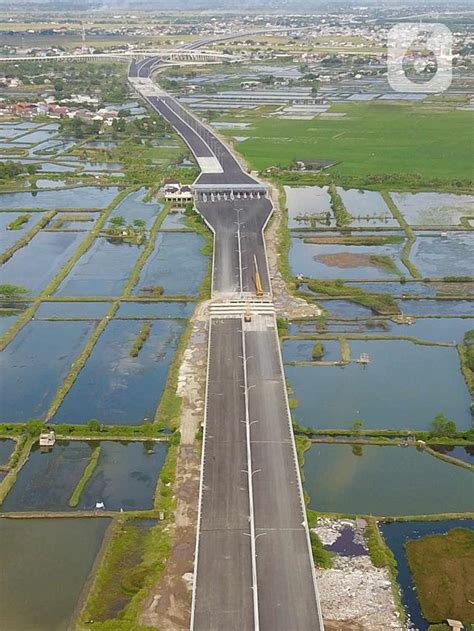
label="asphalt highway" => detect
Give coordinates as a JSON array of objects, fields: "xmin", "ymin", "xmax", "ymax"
[
  {"xmin": 197, "ymin": 198, "xmax": 272, "ymax": 294},
  {"xmin": 192, "ymin": 318, "xmax": 254, "ymax": 630},
  {"xmin": 129, "ymin": 57, "xmax": 324, "ymax": 631}
]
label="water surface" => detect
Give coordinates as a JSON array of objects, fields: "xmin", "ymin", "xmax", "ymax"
[
  {"xmin": 304, "ymin": 445, "xmax": 474, "ymax": 515},
  {"xmin": 285, "ymin": 339, "xmax": 472, "ymax": 430},
  {"xmin": 133, "ymin": 232, "xmax": 207, "ymax": 296},
  {"xmin": 0, "ymin": 186, "xmax": 120, "ymax": 209},
  {"xmin": 391, "ymin": 192, "xmax": 474, "ymax": 226},
  {"xmin": 0, "ymin": 320, "xmax": 95, "ymax": 421},
  {"xmin": 54, "ymin": 319, "xmax": 185, "ymax": 424},
  {"xmin": 0, "ymin": 517, "xmax": 110, "ymax": 631}
]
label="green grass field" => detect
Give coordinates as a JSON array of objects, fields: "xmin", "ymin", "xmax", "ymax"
[{"xmin": 224, "ymin": 102, "xmax": 474, "ymax": 180}]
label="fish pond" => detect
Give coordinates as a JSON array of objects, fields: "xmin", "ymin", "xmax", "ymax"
[
  {"xmin": 391, "ymin": 192, "xmax": 474, "ymax": 226},
  {"xmin": 304, "ymin": 444, "xmax": 474, "ymax": 516},
  {"xmin": 284, "ymin": 339, "xmax": 472, "ymax": 430},
  {"xmin": 290, "ymin": 237, "xmax": 405, "ymax": 280},
  {"xmin": 0, "ymin": 438, "xmax": 15, "ymax": 466},
  {"xmin": 411, "ymin": 232, "xmax": 474, "ymax": 278},
  {"xmin": 53, "ymin": 318, "xmax": 185, "ymax": 424},
  {"xmin": 1, "ymin": 440, "xmax": 168, "ymax": 512},
  {"xmin": 0, "ymin": 230, "xmax": 88, "ymax": 295},
  {"xmin": 133, "ymin": 231, "xmax": 207, "ymax": 297},
  {"xmin": 0, "ymin": 517, "xmax": 110, "ymax": 631},
  {"xmin": 0, "ymin": 186, "xmax": 121, "ymax": 210},
  {"xmin": 0, "ymin": 320, "xmax": 96, "ymax": 421},
  {"xmin": 55, "ymin": 237, "xmax": 143, "ymax": 297}
]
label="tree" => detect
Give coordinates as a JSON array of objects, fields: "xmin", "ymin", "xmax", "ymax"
[
  {"xmin": 109, "ymin": 216, "xmax": 125, "ymax": 228},
  {"xmin": 430, "ymin": 413, "xmax": 457, "ymax": 437},
  {"xmin": 27, "ymin": 419, "xmax": 47, "ymax": 436},
  {"xmin": 351, "ymin": 419, "xmax": 364, "ymax": 435},
  {"xmin": 0, "ymin": 283, "xmax": 29, "ymax": 299},
  {"xmin": 87, "ymin": 418, "xmax": 101, "ymax": 432},
  {"xmin": 133, "ymin": 218, "xmax": 146, "ymax": 232}
]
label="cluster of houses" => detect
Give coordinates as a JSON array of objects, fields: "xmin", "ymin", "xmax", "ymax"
[{"xmin": 0, "ymin": 97, "xmax": 120, "ymax": 124}]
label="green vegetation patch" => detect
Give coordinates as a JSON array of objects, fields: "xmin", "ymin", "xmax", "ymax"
[
  {"xmin": 130, "ymin": 322, "xmax": 152, "ymax": 358},
  {"xmin": 231, "ymin": 102, "xmax": 474, "ymax": 181},
  {"xmin": 7, "ymin": 213, "xmax": 32, "ymax": 231},
  {"xmin": 406, "ymin": 528, "xmax": 474, "ymax": 623},
  {"xmin": 69, "ymin": 445, "xmax": 101, "ymax": 507},
  {"xmin": 312, "ymin": 342, "xmax": 325, "ymax": 361},
  {"xmin": 305, "ymin": 279, "xmax": 400, "ymax": 315},
  {"xmin": 303, "ymin": 234, "xmax": 405, "ymax": 246},
  {"xmin": 81, "ymin": 515, "xmax": 169, "ymax": 624}
]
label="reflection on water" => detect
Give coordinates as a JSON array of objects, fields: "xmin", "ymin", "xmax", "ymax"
[
  {"xmin": 0, "ymin": 320, "xmax": 96, "ymax": 422},
  {"xmin": 53, "ymin": 319, "xmax": 185, "ymax": 424},
  {"xmin": 304, "ymin": 444, "xmax": 474, "ymax": 515},
  {"xmin": 285, "ymin": 339, "xmax": 472, "ymax": 430}
]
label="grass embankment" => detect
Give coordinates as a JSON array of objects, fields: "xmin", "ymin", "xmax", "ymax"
[
  {"xmin": 458, "ymin": 329, "xmax": 474, "ymax": 399},
  {"xmin": 365, "ymin": 517, "xmax": 405, "ymax": 622},
  {"xmin": 79, "ymin": 514, "xmax": 171, "ymax": 629},
  {"xmin": 382, "ymin": 191, "xmax": 421, "ymax": 279},
  {"xmin": 69, "ymin": 445, "xmax": 101, "ymax": 507},
  {"xmin": 328, "ymin": 181, "xmax": 352, "ymax": 228},
  {"xmin": 303, "ymin": 235, "xmax": 405, "ymax": 246},
  {"xmin": 184, "ymin": 208, "xmax": 213, "ymax": 300},
  {"xmin": 231, "ymin": 101, "xmax": 474, "ymax": 182},
  {"xmin": 130, "ymin": 322, "xmax": 152, "ymax": 358},
  {"xmin": 304, "ymin": 279, "xmax": 400, "ymax": 315},
  {"xmin": 0, "ymin": 210, "xmax": 56, "ymax": 264},
  {"xmin": 406, "ymin": 528, "xmax": 474, "ymax": 624}
]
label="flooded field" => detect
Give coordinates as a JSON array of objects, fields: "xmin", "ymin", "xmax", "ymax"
[
  {"xmin": 0, "ymin": 211, "xmax": 47, "ymax": 251},
  {"xmin": 0, "ymin": 517, "xmax": 110, "ymax": 631},
  {"xmin": 304, "ymin": 444, "xmax": 474, "ymax": 515},
  {"xmin": 397, "ymin": 299, "xmax": 474, "ymax": 316},
  {"xmin": 284, "ymin": 186, "xmax": 333, "ymax": 228},
  {"xmin": 381, "ymin": 519, "xmax": 474, "ymax": 630},
  {"xmin": 290, "ymin": 237, "xmax": 405, "ymax": 280},
  {"xmin": 0, "ymin": 309, "xmax": 23, "ymax": 336},
  {"xmin": 411, "ymin": 232, "xmax": 474, "ymax": 277},
  {"xmin": 391, "ymin": 192, "xmax": 474, "ymax": 226},
  {"xmin": 55, "ymin": 238, "xmax": 143, "ymax": 297},
  {"xmin": 283, "ymin": 339, "xmax": 341, "ymax": 363},
  {"xmin": 336, "ymin": 187, "xmax": 399, "ymax": 227},
  {"xmin": 0, "ymin": 186, "xmax": 121, "ymax": 209},
  {"xmin": 0, "ymin": 320, "xmax": 96, "ymax": 421},
  {"xmin": 53, "ymin": 318, "xmax": 185, "ymax": 424},
  {"xmin": 116, "ymin": 300, "xmax": 194, "ymax": 318},
  {"xmin": 0, "ymin": 438, "xmax": 15, "ymax": 466},
  {"xmin": 0, "ymin": 230, "xmax": 88, "ymax": 295},
  {"xmin": 35, "ymin": 301, "xmax": 111, "ymax": 319},
  {"xmin": 2, "ymin": 440, "xmax": 167, "ymax": 512},
  {"xmin": 285, "ymin": 339, "xmax": 472, "ymax": 430},
  {"xmin": 133, "ymin": 231, "xmax": 207, "ymax": 297},
  {"xmin": 108, "ymin": 188, "xmax": 163, "ymax": 229}
]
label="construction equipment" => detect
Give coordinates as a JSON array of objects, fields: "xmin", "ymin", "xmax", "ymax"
[
  {"xmin": 244, "ymin": 304, "xmax": 252, "ymax": 322},
  {"xmin": 254, "ymin": 255, "xmax": 264, "ymax": 297}
]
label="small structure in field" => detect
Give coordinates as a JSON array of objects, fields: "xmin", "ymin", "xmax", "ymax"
[{"xmin": 39, "ymin": 430, "xmax": 56, "ymax": 451}]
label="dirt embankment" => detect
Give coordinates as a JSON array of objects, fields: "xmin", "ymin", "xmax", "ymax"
[{"xmin": 140, "ymin": 306, "xmax": 210, "ymax": 630}]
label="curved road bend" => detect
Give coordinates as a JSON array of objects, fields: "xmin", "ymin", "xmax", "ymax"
[{"xmin": 129, "ymin": 58, "xmax": 324, "ymax": 631}]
